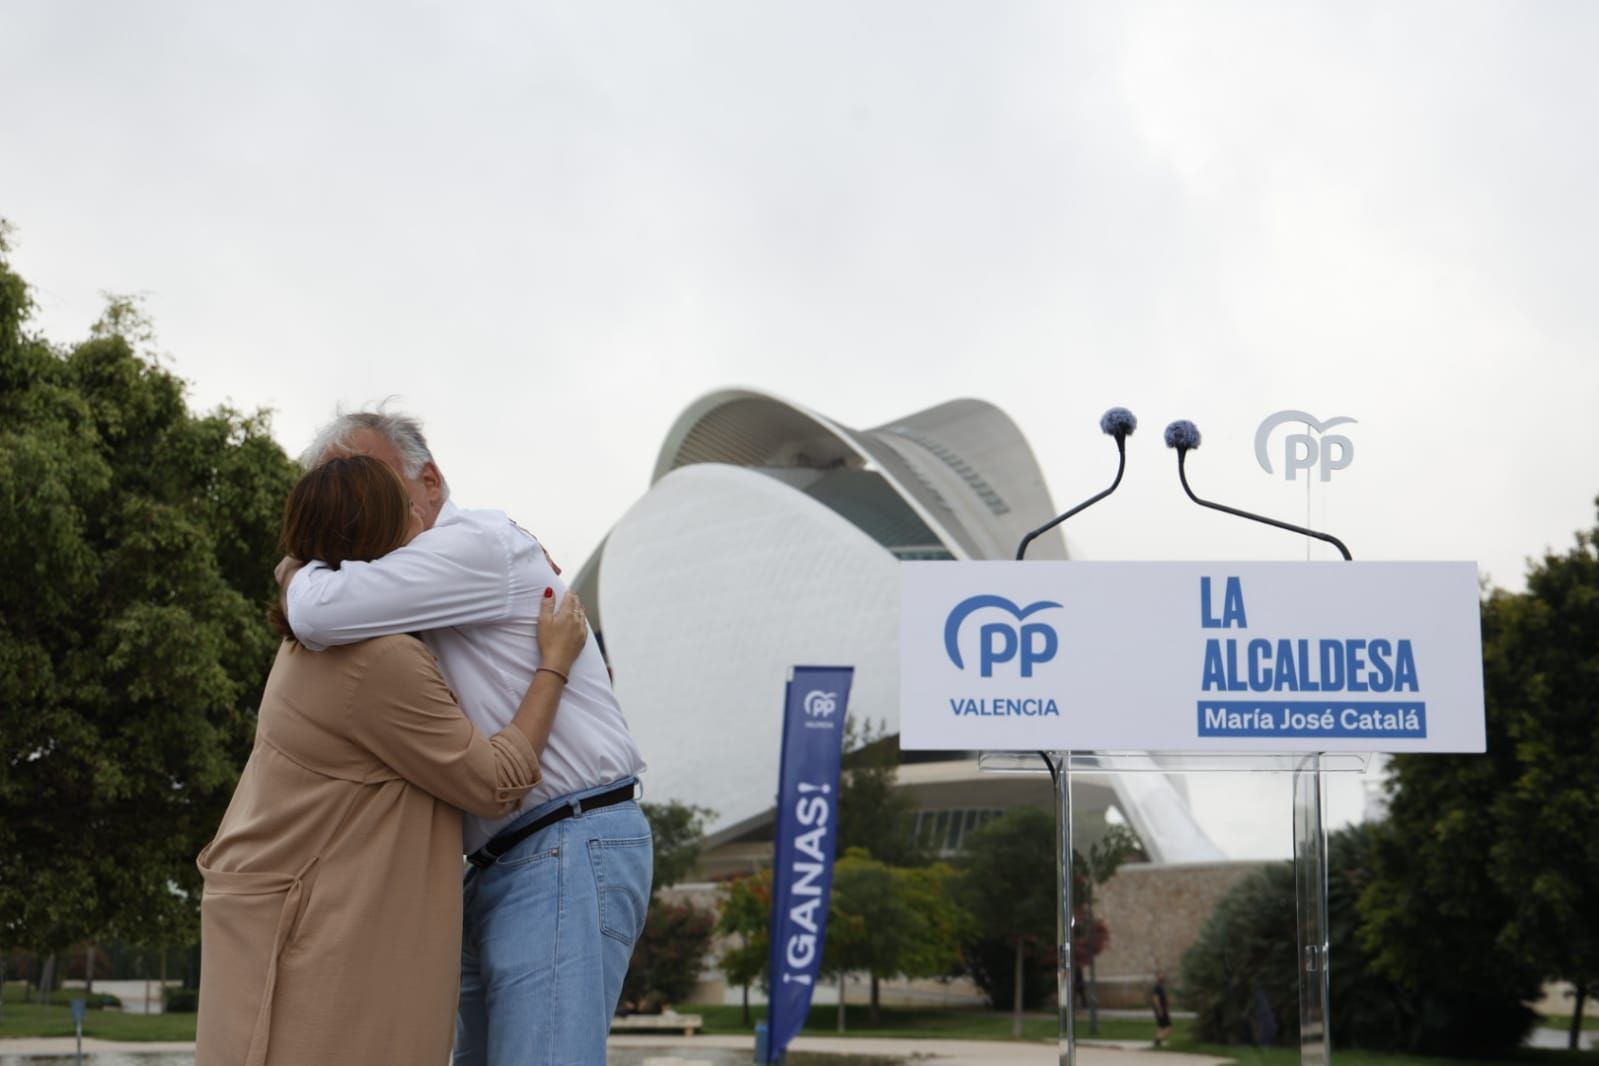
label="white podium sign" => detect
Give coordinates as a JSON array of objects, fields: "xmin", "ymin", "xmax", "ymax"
[{"xmin": 900, "ymin": 561, "xmax": 1485, "ymax": 753}]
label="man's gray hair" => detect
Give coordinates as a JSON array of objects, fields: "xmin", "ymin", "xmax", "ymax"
[{"xmin": 301, "ymin": 410, "xmax": 451, "ymax": 500}]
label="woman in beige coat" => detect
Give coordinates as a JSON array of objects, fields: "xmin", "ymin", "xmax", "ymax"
[{"xmin": 195, "ymin": 456, "xmax": 588, "ymax": 1066}]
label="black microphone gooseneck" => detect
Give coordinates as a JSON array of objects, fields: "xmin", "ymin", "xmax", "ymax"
[
  {"xmin": 1163, "ymin": 419, "xmax": 1349, "ymax": 1061},
  {"xmin": 1016, "ymin": 407, "xmax": 1137, "ymax": 562},
  {"xmin": 1163, "ymin": 419, "xmax": 1353, "ymax": 561},
  {"xmin": 1016, "ymin": 407, "xmax": 1137, "ymax": 790}
]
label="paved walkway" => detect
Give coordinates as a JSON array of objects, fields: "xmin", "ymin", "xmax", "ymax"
[
  {"xmin": 0, "ymin": 1038, "xmax": 195, "ymax": 1054},
  {"xmin": 0, "ymin": 1035, "xmax": 1235, "ymax": 1065},
  {"xmin": 658, "ymin": 1034, "xmax": 1234, "ymax": 1065}
]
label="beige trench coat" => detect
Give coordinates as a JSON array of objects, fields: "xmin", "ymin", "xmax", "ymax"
[{"xmin": 196, "ymin": 636, "xmax": 539, "ymax": 1066}]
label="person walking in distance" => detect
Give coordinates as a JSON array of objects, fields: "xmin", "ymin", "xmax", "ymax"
[
  {"xmin": 283, "ymin": 411, "xmax": 651, "ymax": 1066},
  {"xmin": 1151, "ymin": 969, "xmax": 1173, "ymax": 1048}
]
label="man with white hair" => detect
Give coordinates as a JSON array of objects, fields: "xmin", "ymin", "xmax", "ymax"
[{"xmin": 284, "ymin": 410, "xmax": 651, "ymax": 1066}]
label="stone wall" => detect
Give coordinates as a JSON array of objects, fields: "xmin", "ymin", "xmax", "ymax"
[
  {"xmin": 1089, "ymin": 859, "xmax": 1266, "ymax": 1008},
  {"xmin": 661, "ymin": 862, "xmax": 1270, "ymax": 1010}
]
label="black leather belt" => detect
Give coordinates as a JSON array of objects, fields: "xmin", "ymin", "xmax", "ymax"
[{"xmin": 467, "ymin": 782, "xmax": 637, "ymax": 869}]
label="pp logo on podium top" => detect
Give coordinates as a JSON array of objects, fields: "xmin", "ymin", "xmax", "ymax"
[
  {"xmin": 943, "ymin": 595, "xmax": 1062, "ymax": 678},
  {"xmin": 1255, "ymin": 410, "xmax": 1357, "ymax": 483},
  {"xmin": 803, "ymin": 689, "xmax": 839, "ymax": 718}
]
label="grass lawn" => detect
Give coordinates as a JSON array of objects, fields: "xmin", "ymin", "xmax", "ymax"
[
  {"xmin": 0, "ymin": 983, "xmax": 196, "ymax": 1042},
  {"xmin": 1, "ymin": 984, "xmax": 1592, "ymax": 1063},
  {"xmin": 690, "ymin": 1001, "xmax": 1193, "ymax": 1042},
  {"xmin": 689, "ymin": 1004, "xmax": 1598, "ymax": 1066},
  {"xmin": 688, "ymin": 1001, "xmax": 1137, "ymax": 1041}
]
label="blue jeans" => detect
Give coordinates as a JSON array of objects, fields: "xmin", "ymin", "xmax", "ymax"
[{"xmin": 454, "ymin": 780, "xmax": 653, "ymax": 1066}]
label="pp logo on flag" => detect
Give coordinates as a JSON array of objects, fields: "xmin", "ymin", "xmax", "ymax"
[{"xmin": 803, "ymin": 690, "xmax": 839, "ymax": 718}]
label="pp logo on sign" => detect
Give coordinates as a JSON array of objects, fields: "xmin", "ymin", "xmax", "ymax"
[
  {"xmin": 1255, "ymin": 410, "xmax": 1357, "ymax": 482},
  {"xmin": 943, "ymin": 595, "xmax": 1061, "ymax": 678},
  {"xmin": 803, "ymin": 690, "xmax": 839, "ymax": 718}
]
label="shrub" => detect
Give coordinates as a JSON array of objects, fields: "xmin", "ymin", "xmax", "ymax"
[
  {"xmin": 1181, "ymin": 824, "xmax": 1486, "ymax": 1051},
  {"xmin": 45, "ymin": 989, "xmax": 121, "ymax": 1009},
  {"xmin": 622, "ymin": 899, "xmax": 715, "ymax": 1006},
  {"xmin": 1180, "ymin": 858, "xmax": 1298, "ymax": 1045},
  {"xmin": 956, "ymin": 808, "xmax": 1058, "ymax": 1018},
  {"xmin": 163, "ymin": 987, "xmax": 198, "ymax": 1013}
]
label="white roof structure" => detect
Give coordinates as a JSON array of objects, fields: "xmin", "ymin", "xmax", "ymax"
[{"xmin": 574, "ymin": 389, "xmax": 1223, "ymax": 865}]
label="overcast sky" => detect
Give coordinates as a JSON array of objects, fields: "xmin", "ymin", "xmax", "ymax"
[{"xmin": 5, "ymin": 2, "xmax": 1596, "ymax": 857}]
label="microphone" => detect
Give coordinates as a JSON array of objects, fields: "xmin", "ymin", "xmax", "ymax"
[
  {"xmin": 1011, "ymin": 411, "xmax": 1139, "ymax": 1005},
  {"xmin": 1164, "ymin": 419, "xmax": 1352, "ymax": 561},
  {"xmin": 1015, "ymin": 407, "xmax": 1137, "ymax": 561}
]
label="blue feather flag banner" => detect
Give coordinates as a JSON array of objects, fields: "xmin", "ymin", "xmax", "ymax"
[{"xmin": 765, "ymin": 665, "xmax": 854, "ymax": 1063}]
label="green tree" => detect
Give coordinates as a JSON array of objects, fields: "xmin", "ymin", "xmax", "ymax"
[
  {"xmin": 820, "ymin": 886, "xmax": 867, "ymax": 1033},
  {"xmin": 1358, "ymin": 513, "xmax": 1599, "ymax": 1055},
  {"xmin": 824, "ymin": 850, "xmax": 968, "ymax": 1026},
  {"xmin": 622, "ymin": 899, "xmax": 715, "ymax": 1007},
  {"xmin": 715, "ymin": 868, "xmax": 773, "ymax": 1027},
  {"xmin": 1075, "ymin": 823, "xmax": 1140, "ymax": 1034},
  {"xmin": 836, "ymin": 717, "xmax": 926, "ymax": 867},
  {"xmin": 895, "ymin": 862, "xmax": 970, "ymax": 984},
  {"xmin": 624, "ymin": 801, "xmax": 716, "ymax": 1007},
  {"xmin": 957, "ymin": 807, "xmax": 1058, "ymax": 1037},
  {"xmin": 1484, "ymin": 515, "xmax": 1599, "ymax": 1049},
  {"xmin": 1361, "ymin": 738, "xmax": 1539, "ymax": 1056},
  {"xmin": 824, "ymin": 851, "xmax": 903, "ymax": 1022},
  {"xmin": 640, "ymin": 800, "xmax": 713, "ymax": 893},
  {"xmin": 0, "ymin": 233, "xmax": 297, "ymax": 958}
]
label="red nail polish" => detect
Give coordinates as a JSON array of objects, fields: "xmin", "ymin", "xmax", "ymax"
[{"xmin": 544, "ymin": 587, "xmax": 553, "ymax": 598}]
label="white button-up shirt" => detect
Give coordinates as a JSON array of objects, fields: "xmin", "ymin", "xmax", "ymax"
[{"xmin": 284, "ymin": 499, "xmax": 646, "ymax": 852}]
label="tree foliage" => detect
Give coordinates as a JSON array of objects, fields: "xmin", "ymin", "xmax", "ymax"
[
  {"xmin": 1074, "ymin": 823, "xmax": 1140, "ymax": 1034},
  {"xmin": 824, "ymin": 850, "xmax": 968, "ymax": 1024},
  {"xmin": 893, "ymin": 861, "xmax": 970, "ymax": 981},
  {"xmin": 1181, "ymin": 856, "xmax": 1296, "ymax": 1047},
  {"xmin": 1077, "ymin": 824, "xmax": 1142, "ymax": 912},
  {"xmin": 1183, "ymin": 825, "xmax": 1422, "ymax": 1049},
  {"xmin": 951, "ymin": 814, "xmax": 1140, "ymax": 1022},
  {"xmin": 640, "ymin": 800, "xmax": 712, "ymax": 893},
  {"xmin": 621, "ymin": 898, "xmax": 715, "ymax": 1006},
  {"xmin": 1481, "ymin": 518, "xmax": 1599, "ymax": 1047},
  {"xmin": 956, "ymin": 807, "xmax": 1058, "ymax": 1033},
  {"xmin": 623, "ymin": 801, "xmax": 717, "ymax": 1007},
  {"xmin": 836, "ymin": 717, "xmax": 926, "ymax": 867},
  {"xmin": 1175, "ymin": 509, "xmax": 1599, "ymax": 1055},
  {"xmin": 715, "ymin": 868, "xmax": 773, "ymax": 1025},
  {"xmin": 1358, "ymin": 514, "xmax": 1599, "ymax": 1054},
  {"xmin": 1073, "ymin": 823, "xmax": 1141, "ymax": 972},
  {"xmin": 0, "ymin": 234, "xmax": 297, "ymax": 953}
]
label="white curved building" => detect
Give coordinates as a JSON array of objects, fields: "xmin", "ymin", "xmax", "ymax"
[{"xmin": 574, "ymin": 389, "xmax": 1222, "ymax": 867}]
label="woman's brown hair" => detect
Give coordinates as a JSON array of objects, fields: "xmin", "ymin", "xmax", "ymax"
[{"xmin": 266, "ymin": 455, "xmax": 413, "ymax": 639}]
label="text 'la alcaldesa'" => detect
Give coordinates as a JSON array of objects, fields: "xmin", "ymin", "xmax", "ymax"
[{"xmin": 1197, "ymin": 575, "xmax": 1426, "ymax": 738}]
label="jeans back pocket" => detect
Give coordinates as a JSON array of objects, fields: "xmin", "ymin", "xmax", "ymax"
[{"xmin": 588, "ymin": 831, "xmax": 653, "ymax": 945}]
